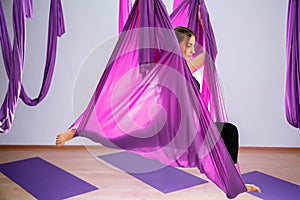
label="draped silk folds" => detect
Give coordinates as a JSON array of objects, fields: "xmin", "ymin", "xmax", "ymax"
[
  {"xmin": 0, "ymin": 0, "xmax": 65, "ymax": 133},
  {"xmin": 119, "ymin": 0, "xmax": 227, "ymax": 122},
  {"xmin": 71, "ymin": 0, "xmax": 246, "ymax": 198},
  {"xmin": 170, "ymin": 0, "xmax": 227, "ymax": 122},
  {"xmin": 285, "ymin": 0, "xmax": 300, "ymax": 129}
]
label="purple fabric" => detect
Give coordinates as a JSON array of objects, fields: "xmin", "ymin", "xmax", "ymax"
[
  {"xmin": 71, "ymin": 0, "xmax": 246, "ymax": 198},
  {"xmin": 20, "ymin": 0, "xmax": 65, "ymax": 106},
  {"xmin": 170, "ymin": 0, "xmax": 227, "ymax": 122},
  {"xmin": 173, "ymin": 0, "xmax": 182, "ymax": 11},
  {"xmin": 99, "ymin": 152, "xmax": 208, "ymax": 193},
  {"xmin": 0, "ymin": 0, "xmax": 65, "ymax": 133},
  {"xmin": 119, "ymin": 0, "xmax": 132, "ymax": 33},
  {"xmin": 0, "ymin": 157, "xmax": 98, "ymax": 199},
  {"xmin": 24, "ymin": 0, "xmax": 33, "ymax": 18},
  {"xmin": 119, "ymin": 0, "xmax": 228, "ymax": 122},
  {"xmin": 285, "ymin": 0, "xmax": 300, "ymax": 129},
  {"xmin": 0, "ymin": 0, "xmax": 26, "ymax": 133}
]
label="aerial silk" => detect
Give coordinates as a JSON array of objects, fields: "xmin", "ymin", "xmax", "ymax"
[
  {"xmin": 171, "ymin": 0, "xmax": 227, "ymax": 122},
  {"xmin": 71, "ymin": 0, "xmax": 246, "ymax": 198},
  {"xmin": 173, "ymin": 0, "xmax": 182, "ymax": 11},
  {"xmin": 0, "ymin": 0, "xmax": 65, "ymax": 133},
  {"xmin": 285, "ymin": 0, "xmax": 300, "ymax": 129},
  {"xmin": 119, "ymin": 0, "xmax": 227, "ymax": 122},
  {"xmin": 119, "ymin": 0, "xmax": 132, "ymax": 34}
]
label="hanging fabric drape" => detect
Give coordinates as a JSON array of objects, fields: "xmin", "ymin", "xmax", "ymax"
[
  {"xmin": 20, "ymin": 0, "xmax": 65, "ymax": 106},
  {"xmin": 71, "ymin": 0, "xmax": 246, "ymax": 198},
  {"xmin": 119, "ymin": 0, "xmax": 132, "ymax": 33},
  {"xmin": 172, "ymin": 0, "xmax": 182, "ymax": 11},
  {"xmin": 170, "ymin": 0, "xmax": 227, "ymax": 122},
  {"xmin": 0, "ymin": 0, "xmax": 65, "ymax": 133},
  {"xmin": 0, "ymin": 0, "xmax": 28, "ymax": 133},
  {"xmin": 119, "ymin": 0, "xmax": 227, "ymax": 122},
  {"xmin": 285, "ymin": 0, "xmax": 300, "ymax": 129}
]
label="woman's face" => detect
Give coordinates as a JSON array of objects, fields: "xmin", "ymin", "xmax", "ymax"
[{"xmin": 179, "ymin": 35, "xmax": 195, "ymax": 60}]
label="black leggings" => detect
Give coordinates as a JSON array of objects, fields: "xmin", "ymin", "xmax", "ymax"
[{"xmin": 215, "ymin": 122, "xmax": 239, "ymax": 164}]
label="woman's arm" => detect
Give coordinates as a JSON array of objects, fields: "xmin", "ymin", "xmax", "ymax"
[
  {"xmin": 187, "ymin": 51, "xmax": 206, "ymax": 73},
  {"xmin": 187, "ymin": 4, "xmax": 207, "ymax": 73}
]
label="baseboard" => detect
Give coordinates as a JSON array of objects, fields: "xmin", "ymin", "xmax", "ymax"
[{"xmin": 0, "ymin": 145, "xmax": 299, "ymax": 151}]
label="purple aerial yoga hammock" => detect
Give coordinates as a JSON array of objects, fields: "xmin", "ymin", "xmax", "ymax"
[
  {"xmin": 70, "ymin": 0, "xmax": 246, "ymax": 198},
  {"xmin": 0, "ymin": 0, "xmax": 65, "ymax": 133},
  {"xmin": 170, "ymin": 0, "xmax": 227, "ymax": 122},
  {"xmin": 20, "ymin": 0, "xmax": 65, "ymax": 106},
  {"xmin": 0, "ymin": 0, "xmax": 28, "ymax": 133},
  {"xmin": 285, "ymin": 0, "xmax": 300, "ymax": 129},
  {"xmin": 119, "ymin": 0, "xmax": 227, "ymax": 122}
]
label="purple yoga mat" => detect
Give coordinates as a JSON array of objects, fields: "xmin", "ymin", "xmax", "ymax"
[
  {"xmin": 0, "ymin": 157, "xmax": 98, "ymax": 200},
  {"xmin": 242, "ymin": 171, "xmax": 300, "ymax": 200},
  {"xmin": 99, "ymin": 151, "xmax": 207, "ymax": 193}
]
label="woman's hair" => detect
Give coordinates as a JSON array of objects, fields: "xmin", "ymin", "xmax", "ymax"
[{"xmin": 174, "ymin": 26, "xmax": 195, "ymax": 43}]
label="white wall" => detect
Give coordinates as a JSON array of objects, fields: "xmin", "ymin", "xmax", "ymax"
[{"xmin": 0, "ymin": 0, "xmax": 299, "ymax": 147}]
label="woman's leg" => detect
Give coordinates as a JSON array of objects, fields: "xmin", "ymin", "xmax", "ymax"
[
  {"xmin": 215, "ymin": 122, "xmax": 239, "ymax": 164},
  {"xmin": 215, "ymin": 122, "xmax": 262, "ymax": 193}
]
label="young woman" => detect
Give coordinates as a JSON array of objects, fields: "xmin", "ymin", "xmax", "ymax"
[
  {"xmin": 174, "ymin": 26, "xmax": 261, "ymax": 193},
  {"xmin": 56, "ymin": 26, "xmax": 261, "ymax": 194},
  {"xmin": 174, "ymin": 26, "xmax": 239, "ymax": 164}
]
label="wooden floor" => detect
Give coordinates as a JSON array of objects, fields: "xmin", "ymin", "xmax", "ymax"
[{"xmin": 0, "ymin": 146, "xmax": 299, "ymax": 200}]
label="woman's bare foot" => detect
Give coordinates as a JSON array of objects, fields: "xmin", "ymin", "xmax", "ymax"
[
  {"xmin": 56, "ymin": 128, "xmax": 77, "ymax": 147},
  {"xmin": 245, "ymin": 184, "xmax": 262, "ymax": 193}
]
